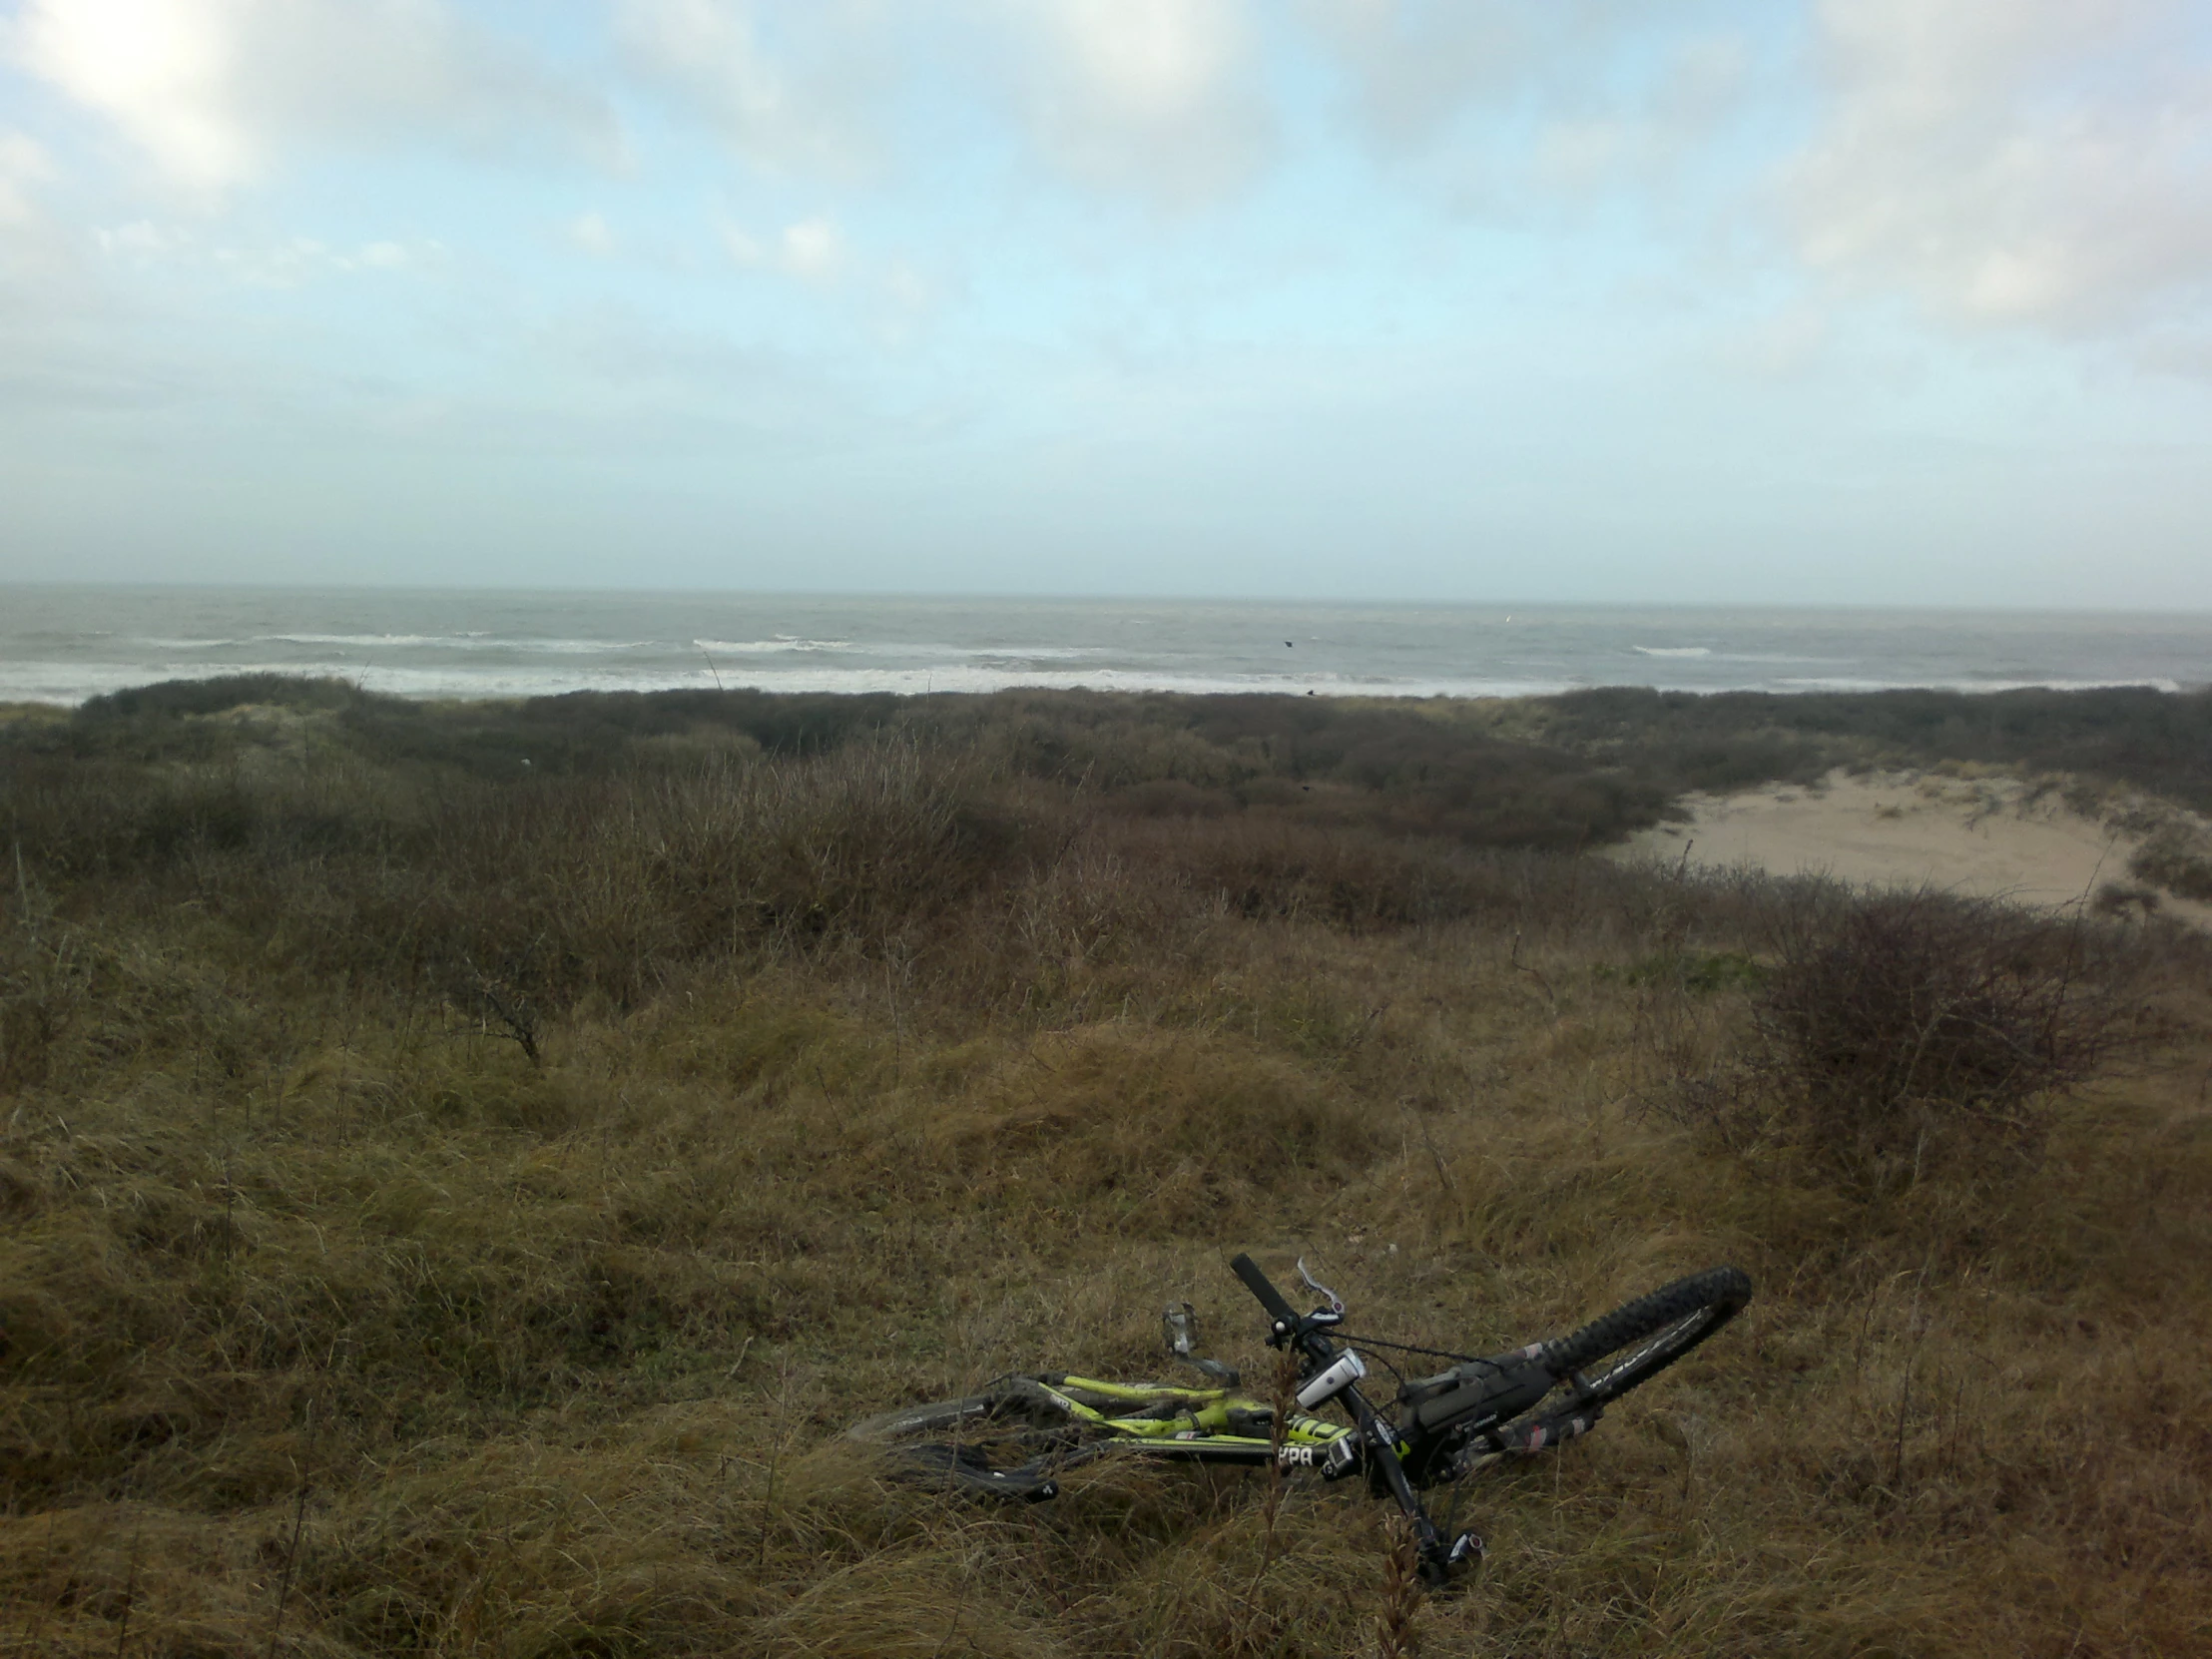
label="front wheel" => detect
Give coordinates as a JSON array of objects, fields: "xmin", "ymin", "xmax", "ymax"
[{"xmin": 1538, "ymin": 1265, "xmax": 1753, "ymax": 1410}]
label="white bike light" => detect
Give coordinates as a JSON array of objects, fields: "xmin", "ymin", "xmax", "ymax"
[{"xmin": 1295, "ymin": 1350, "xmax": 1368, "ymax": 1409}]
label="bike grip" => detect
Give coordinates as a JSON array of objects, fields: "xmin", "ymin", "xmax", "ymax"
[{"xmin": 1229, "ymin": 1254, "xmax": 1298, "ymax": 1325}]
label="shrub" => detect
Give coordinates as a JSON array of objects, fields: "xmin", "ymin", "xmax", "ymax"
[
  {"xmin": 1749, "ymin": 886, "xmax": 2136, "ymax": 1171},
  {"xmin": 2094, "ymin": 880, "xmax": 2162, "ymax": 919},
  {"xmin": 1634, "ymin": 881, "xmax": 2150, "ymax": 1180},
  {"xmin": 2129, "ymin": 828, "xmax": 2212, "ymax": 902},
  {"xmin": 1529, "ymin": 685, "xmax": 2212, "ymax": 813},
  {"xmin": 76, "ymin": 673, "xmax": 369, "ymax": 722}
]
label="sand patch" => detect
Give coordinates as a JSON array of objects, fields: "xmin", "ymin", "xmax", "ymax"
[{"xmin": 1611, "ymin": 769, "xmax": 2212, "ymax": 927}]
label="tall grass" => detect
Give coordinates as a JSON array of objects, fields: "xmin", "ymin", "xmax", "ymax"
[{"xmin": 3, "ymin": 679, "xmax": 2209, "ymax": 1656}]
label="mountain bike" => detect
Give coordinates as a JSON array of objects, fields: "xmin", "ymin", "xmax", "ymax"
[{"xmin": 848, "ymin": 1254, "xmax": 1753, "ymax": 1587}]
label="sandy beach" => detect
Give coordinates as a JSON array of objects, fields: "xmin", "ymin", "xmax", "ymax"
[{"xmin": 1610, "ymin": 767, "xmax": 2212, "ymax": 926}]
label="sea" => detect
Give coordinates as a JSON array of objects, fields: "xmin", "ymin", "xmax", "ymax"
[{"xmin": 2, "ymin": 587, "xmax": 2208, "ymax": 707}]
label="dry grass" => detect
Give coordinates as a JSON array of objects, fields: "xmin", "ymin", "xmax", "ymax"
[{"xmin": 3, "ymin": 683, "xmax": 2211, "ymax": 1657}]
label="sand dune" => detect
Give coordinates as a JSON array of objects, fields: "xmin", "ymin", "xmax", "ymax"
[{"xmin": 1611, "ymin": 768, "xmax": 2212, "ymax": 926}]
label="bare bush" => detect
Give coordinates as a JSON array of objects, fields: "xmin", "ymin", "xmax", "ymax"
[
  {"xmin": 2129, "ymin": 827, "xmax": 2212, "ymax": 902},
  {"xmin": 1734, "ymin": 886, "xmax": 2139, "ymax": 1173},
  {"xmin": 2094, "ymin": 880, "xmax": 2162, "ymax": 919}
]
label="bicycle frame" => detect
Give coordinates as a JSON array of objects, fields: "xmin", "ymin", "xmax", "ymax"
[{"xmin": 1014, "ymin": 1375, "xmax": 1355, "ymax": 1465}]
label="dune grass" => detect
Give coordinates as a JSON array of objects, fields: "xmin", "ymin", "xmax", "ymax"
[{"xmin": 3, "ymin": 681, "xmax": 2210, "ymax": 1657}]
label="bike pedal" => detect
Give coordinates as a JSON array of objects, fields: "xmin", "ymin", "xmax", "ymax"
[{"xmin": 1415, "ymin": 1530, "xmax": 1483, "ymax": 1589}]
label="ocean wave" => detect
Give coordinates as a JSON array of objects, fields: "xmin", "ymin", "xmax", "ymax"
[
  {"xmin": 262, "ymin": 633, "xmax": 456, "ymax": 648},
  {"xmin": 1704, "ymin": 652, "xmax": 1849, "ymax": 665},
  {"xmin": 1632, "ymin": 646, "xmax": 1712, "ymax": 658},
  {"xmin": 694, "ymin": 638, "xmax": 852, "ymax": 654},
  {"xmin": 0, "ymin": 659, "xmax": 1579, "ymax": 705},
  {"xmin": 3, "ymin": 655, "xmax": 2189, "ymax": 706},
  {"xmin": 1775, "ymin": 676, "xmax": 2182, "ymax": 695},
  {"xmin": 507, "ymin": 638, "xmax": 653, "ymax": 654},
  {"xmin": 258, "ymin": 632, "xmax": 654, "ymax": 654},
  {"xmin": 693, "ymin": 639, "xmax": 1108, "ymax": 662},
  {"xmin": 931, "ymin": 645, "xmax": 1097, "ymax": 662},
  {"xmin": 382, "ymin": 664, "xmax": 1583, "ymax": 700}
]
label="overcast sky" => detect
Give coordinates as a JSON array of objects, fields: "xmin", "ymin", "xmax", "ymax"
[{"xmin": 2, "ymin": 0, "xmax": 2210, "ymax": 605}]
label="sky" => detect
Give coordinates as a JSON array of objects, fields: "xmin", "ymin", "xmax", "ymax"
[{"xmin": 1, "ymin": 0, "xmax": 2210, "ymax": 606}]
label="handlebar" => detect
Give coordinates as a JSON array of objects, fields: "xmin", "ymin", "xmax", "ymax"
[
  {"xmin": 1228, "ymin": 1253, "xmax": 1299, "ymax": 1329},
  {"xmin": 1230, "ymin": 1252, "xmax": 1348, "ymax": 1364}
]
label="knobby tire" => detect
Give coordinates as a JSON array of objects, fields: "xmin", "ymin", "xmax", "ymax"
[{"xmin": 1537, "ymin": 1265, "xmax": 1753, "ymax": 1409}]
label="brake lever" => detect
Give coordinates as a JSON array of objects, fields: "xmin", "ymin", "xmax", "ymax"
[{"xmin": 1295, "ymin": 1257, "xmax": 1346, "ymax": 1317}]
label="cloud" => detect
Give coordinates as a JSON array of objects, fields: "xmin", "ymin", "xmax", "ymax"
[
  {"xmin": 568, "ymin": 212, "xmax": 618, "ymax": 257},
  {"xmin": 1786, "ymin": 0, "xmax": 2212, "ymax": 328},
  {"xmin": 719, "ymin": 215, "xmax": 939, "ymax": 338},
  {"xmin": 1301, "ymin": 1, "xmax": 1760, "ymax": 218},
  {"xmin": 613, "ymin": 0, "xmax": 883, "ymax": 177},
  {"xmin": 10, "ymin": 0, "xmax": 615, "ymax": 191},
  {"xmin": 1714, "ymin": 302, "xmax": 1836, "ymax": 381},
  {"xmin": 990, "ymin": 0, "xmax": 1272, "ymax": 204},
  {"xmin": 1297, "ymin": 0, "xmax": 1529, "ymax": 151},
  {"xmin": 1527, "ymin": 32, "xmax": 1750, "ymax": 195},
  {"xmin": 0, "ymin": 132, "xmax": 55, "ymax": 227},
  {"xmin": 2128, "ymin": 324, "xmax": 2212, "ymax": 381},
  {"xmin": 778, "ymin": 217, "xmax": 842, "ymax": 280},
  {"xmin": 620, "ymin": 0, "xmax": 1272, "ymax": 204},
  {"xmin": 209, "ymin": 235, "xmax": 430, "ymax": 286},
  {"xmin": 94, "ymin": 219, "xmax": 181, "ymax": 257},
  {"xmin": 91, "ymin": 219, "xmax": 437, "ymax": 285},
  {"xmin": 879, "ymin": 258, "xmax": 933, "ymax": 318},
  {"xmin": 725, "ymin": 215, "xmax": 847, "ymax": 283}
]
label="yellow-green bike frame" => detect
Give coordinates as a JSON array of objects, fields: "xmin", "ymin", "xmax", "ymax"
[{"xmin": 1027, "ymin": 1373, "xmax": 1360, "ymax": 1461}]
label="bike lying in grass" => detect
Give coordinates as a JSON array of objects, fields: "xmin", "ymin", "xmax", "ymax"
[{"xmin": 849, "ymin": 1254, "xmax": 1753, "ymax": 1587}]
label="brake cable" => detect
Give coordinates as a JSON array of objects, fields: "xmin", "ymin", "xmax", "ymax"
[{"xmin": 1328, "ymin": 1333, "xmax": 1497, "ymax": 1370}]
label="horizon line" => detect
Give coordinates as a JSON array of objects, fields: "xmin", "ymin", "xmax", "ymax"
[{"xmin": 4, "ymin": 580, "xmax": 2210, "ymax": 620}]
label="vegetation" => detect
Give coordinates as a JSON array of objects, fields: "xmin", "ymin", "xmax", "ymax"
[
  {"xmin": 1637, "ymin": 886, "xmax": 2149, "ymax": 1183},
  {"xmin": 3, "ymin": 678, "xmax": 2210, "ymax": 1657},
  {"xmin": 1478, "ymin": 684, "xmax": 2212, "ymax": 811}
]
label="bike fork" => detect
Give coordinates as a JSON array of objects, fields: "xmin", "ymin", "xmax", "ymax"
[{"xmin": 1337, "ymin": 1382, "xmax": 1482, "ymax": 1586}]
